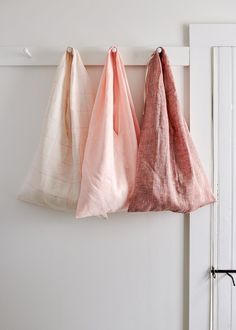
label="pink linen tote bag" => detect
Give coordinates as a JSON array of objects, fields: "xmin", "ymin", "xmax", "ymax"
[
  {"xmin": 76, "ymin": 48, "xmax": 140, "ymax": 219},
  {"xmin": 18, "ymin": 48, "xmax": 94, "ymax": 211},
  {"xmin": 128, "ymin": 48, "xmax": 215, "ymax": 213}
]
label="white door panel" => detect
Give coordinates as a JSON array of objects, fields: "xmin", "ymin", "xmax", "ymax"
[{"xmin": 213, "ymin": 46, "xmax": 236, "ymax": 330}]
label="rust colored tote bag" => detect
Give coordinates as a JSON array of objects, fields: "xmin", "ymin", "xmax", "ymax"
[
  {"xmin": 76, "ymin": 48, "xmax": 140, "ymax": 219},
  {"xmin": 18, "ymin": 48, "xmax": 94, "ymax": 211},
  {"xmin": 129, "ymin": 49, "xmax": 215, "ymax": 213}
]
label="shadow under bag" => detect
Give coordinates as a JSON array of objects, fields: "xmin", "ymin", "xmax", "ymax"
[
  {"xmin": 128, "ymin": 49, "xmax": 215, "ymax": 213},
  {"xmin": 18, "ymin": 48, "xmax": 94, "ymax": 211},
  {"xmin": 76, "ymin": 48, "xmax": 140, "ymax": 219}
]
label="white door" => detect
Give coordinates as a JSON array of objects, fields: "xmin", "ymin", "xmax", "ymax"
[
  {"xmin": 189, "ymin": 25, "xmax": 236, "ymax": 330},
  {"xmin": 212, "ymin": 46, "xmax": 236, "ymax": 330}
]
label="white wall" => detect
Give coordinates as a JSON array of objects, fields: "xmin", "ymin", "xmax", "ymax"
[
  {"xmin": 1, "ymin": 0, "xmax": 236, "ymax": 46},
  {"xmin": 0, "ymin": 2, "xmax": 236, "ymax": 330}
]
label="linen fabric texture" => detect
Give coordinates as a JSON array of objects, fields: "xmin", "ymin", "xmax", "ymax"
[
  {"xmin": 128, "ymin": 49, "xmax": 215, "ymax": 213},
  {"xmin": 18, "ymin": 48, "xmax": 94, "ymax": 211},
  {"xmin": 76, "ymin": 48, "xmax": 140, "ymax": 218}
]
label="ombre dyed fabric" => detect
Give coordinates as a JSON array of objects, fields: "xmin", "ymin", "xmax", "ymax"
[
  {"xmin": 18, "ymin": 48, "xmax": 94, "ymax": 211},
  {"xmin": 76, "ymin": 48, "xmax": 140, "ymax": 219},
  {"xmin": 129, "ymin": 49, "xmax": 215, "ymax": 213}
]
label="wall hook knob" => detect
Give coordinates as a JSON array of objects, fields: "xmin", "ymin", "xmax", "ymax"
[
  {"xmin": 67, "ymin": 47, "xmax": 73, "ymax": 53},
  {"xmin": 23, "ymin": 47, "xmax": 32, "ymax": 58},
  {"xmin": 111, "ymin": 46, "xmax": 117, "ymax": 53}
]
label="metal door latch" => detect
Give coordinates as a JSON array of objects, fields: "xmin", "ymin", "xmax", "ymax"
[{"xmin": 211, "ymin": 266, "xmax": 236, "ymax": 286}]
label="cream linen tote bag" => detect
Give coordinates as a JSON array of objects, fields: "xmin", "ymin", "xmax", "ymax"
[{"xmin": 18, "ymin": 48, "xmax": 94, "ymax": 211}]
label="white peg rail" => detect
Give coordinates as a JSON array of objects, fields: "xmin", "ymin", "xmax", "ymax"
[{"xmin": 0, "ymin": 46, "xmax": 189, "ymax": 66}]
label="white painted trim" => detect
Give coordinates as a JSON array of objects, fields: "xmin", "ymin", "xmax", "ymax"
[
  {"xmin": 189, "ymin": 25, "xmax": 216, "ymax": 330},
  {"xmin": 0, "ymin": 46, "xmax": 189, "ymax": 66},
  {"xmin": 212, "ymin": 47, "xmax": 219, "ymax": 330}
]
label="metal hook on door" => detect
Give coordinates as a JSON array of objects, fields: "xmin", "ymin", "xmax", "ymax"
[{"xmin": 211, "ymin": 266, "xmax": 236, "ymax": 287}]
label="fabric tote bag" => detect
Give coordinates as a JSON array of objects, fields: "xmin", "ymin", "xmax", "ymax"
[
  {"xmin": 18, "ymin": 48, "xmax": 94, "ymax": 211},
  {"xmin": 129, "ymin": 48, "xmax": 215, "ymax": 213},
  {"xmin": 76, "ymin": 48, "xmax": 140, "ymax": 219}
]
